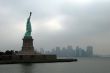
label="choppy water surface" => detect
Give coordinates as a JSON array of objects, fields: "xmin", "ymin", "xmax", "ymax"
[{"xmin": 0, "ymin": 58, "xmax": 110, "ymax": 73}]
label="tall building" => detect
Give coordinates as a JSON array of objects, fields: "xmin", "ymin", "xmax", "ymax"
[
  {"xmin": 55, "ymin": 46, "xmax": 61, "ymax": 56},
  {"xmin": 67, "ymin": 45, "xmax": 75, "ymax": 57},
  {"xmin": 67, "ymin": 45, "xmax": 73, "ymax": 49},
  {"xmin": 75, "ymin": 46, "xmax": 82, "ymax": 57},
  {"xmin": 86, "ymin": 46, "xmax": 93, "ymax": 56},
  {"xmin": 40, "ymin": 48, "xmax": 44, "ymax": 54}
]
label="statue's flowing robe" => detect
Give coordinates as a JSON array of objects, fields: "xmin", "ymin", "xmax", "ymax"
[{"xmin": 25, "ymin": 15, "xmax": 32, "ymax": 36}]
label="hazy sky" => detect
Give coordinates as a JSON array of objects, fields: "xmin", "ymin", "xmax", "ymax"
[{"xmin": 0, "ymin": 0, "xmax": 110, "ymax": 55}]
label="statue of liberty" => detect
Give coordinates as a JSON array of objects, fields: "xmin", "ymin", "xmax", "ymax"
[{"xmin": 25, "ymin": 12, "xmax": 32, "ymax": 37}]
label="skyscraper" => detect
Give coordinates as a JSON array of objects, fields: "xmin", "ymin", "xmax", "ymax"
[
  {"xmin": 86, "ymin": 46, "xmax": 93, "ymax": 57},
  {"xmin": 75, "ymin": 46, "xmax": 82, "ymax": 57}
]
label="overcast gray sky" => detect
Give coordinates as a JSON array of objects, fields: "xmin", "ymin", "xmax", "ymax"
[{"xmin": 0, "ymin": 0, "xmax": 110, "ymax": 55}]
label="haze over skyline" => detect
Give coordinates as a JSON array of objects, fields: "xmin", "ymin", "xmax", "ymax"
[{"xmin": 0, "ymin": 0, "xmax": 110, "ymax": 55}]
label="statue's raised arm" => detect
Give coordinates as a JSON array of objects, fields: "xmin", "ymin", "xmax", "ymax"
[
  {"xmin": 25, "ymin": 12, "xmax": 32, "ymax": 37},
  {"xmin": 29, "ymin": 12, "xmax": 32, "ymax": 19}
]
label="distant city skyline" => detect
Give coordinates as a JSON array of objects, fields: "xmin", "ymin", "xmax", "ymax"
[
  {"xmin": 0, "ymin": 0, "xmax": 110, "ymax": 55},
  {"xmin": 39, "ymin": 45, "xmax": 94, "ymax": 57}
]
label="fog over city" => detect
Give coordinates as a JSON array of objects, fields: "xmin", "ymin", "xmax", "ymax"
[{"xmin": 0, "ymin": 0, "xmax": 110, "ymax": 55}]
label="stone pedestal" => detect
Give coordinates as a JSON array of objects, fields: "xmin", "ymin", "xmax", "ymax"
[{"xmin": 20, "ymin": 36, "xmax": 36, "ymax": 55}]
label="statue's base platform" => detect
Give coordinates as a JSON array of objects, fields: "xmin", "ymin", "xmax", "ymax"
[
  {"xmin": 0, "ymin": 55, "xmax": 77, "ymax": 64},
  {"xmin": 19, "ymin": 51, "xmax": 38, "ymax": 55}
]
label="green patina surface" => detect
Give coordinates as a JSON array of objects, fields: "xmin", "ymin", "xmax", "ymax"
[{"xmin": 25, "ymin": 12, "xmax": 32, "ymax": 37}]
